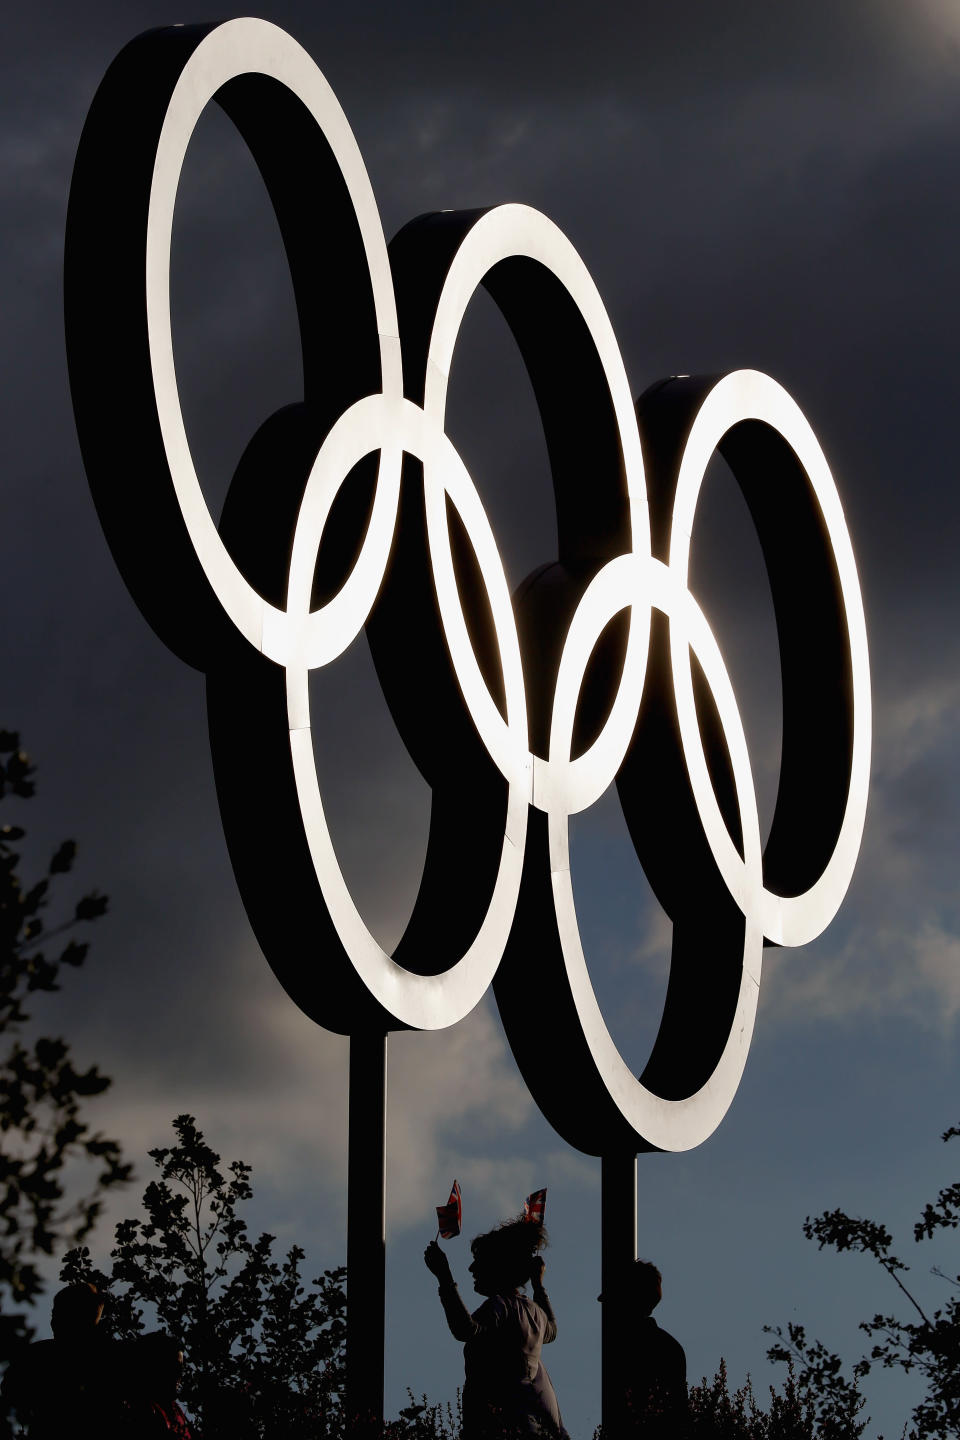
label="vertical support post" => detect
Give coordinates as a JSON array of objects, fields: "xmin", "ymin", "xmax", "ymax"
[
  {"xmin": 346, "ymin": 1031, "xmax": 387, "ymax": 1432},
  {"xmin": 601, "ymin": 1151, "xmax": 638, "ymax": 1435}
]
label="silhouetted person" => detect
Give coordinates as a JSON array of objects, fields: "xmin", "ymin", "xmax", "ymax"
[
  {"xmin": 599, "ymin": 1260, "xmax": 687, "ymax": 1438},
  {"xmin": 117, "ymin": 1332, "xmax": 191, "ymax": 1439},
  {"xmin": 1, "ymin": 1282, "xmax": 113, "ymax": 1437},
  {"xmin": 425, "ymin": 1218, "xmax": 569, "ymax": 1440}
]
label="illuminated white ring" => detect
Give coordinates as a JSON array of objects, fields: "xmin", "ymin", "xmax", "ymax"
[
  {"xmin": 667, "ymin": 371, "xmax": 871, "ymax": 947},
  {"xmin": 284, "ymin": 393, "xmax": 530, "ymax": 1031},
  {"xmin": 540, "ymin": 550, "xmax": 763, "ymax": 1151},
  {"xmin": 418, "ymin": 204, "xmax": 652, "ymax": 819},
  {"xmin": 143, "ymin": 17, "xmax": 403, "ymax": 663}
]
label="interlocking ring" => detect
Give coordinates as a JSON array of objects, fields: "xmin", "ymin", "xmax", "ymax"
[{"xmin": 65, "ymin": 18, "xmax": 871, "ymax": 1155}]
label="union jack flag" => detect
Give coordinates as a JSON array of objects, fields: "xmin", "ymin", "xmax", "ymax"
[
  {"xmin": 436, "ymin": 1179, "xmax": 462, "ymax": 1239},
  {"xmin": 523, "ymin": 1188, "xmax": 547, "ymax": 1224}
]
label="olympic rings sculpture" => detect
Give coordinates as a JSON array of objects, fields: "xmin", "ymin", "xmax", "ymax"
[{"xmin": 65, "ymin": 18, "xmax": 871, "ymax": 1156}]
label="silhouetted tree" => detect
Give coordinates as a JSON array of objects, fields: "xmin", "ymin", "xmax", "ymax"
[
  {"xmin": 0, "ymin": 729, "xmax": 129, "ymax": 1362},
  {"xmin": 767, "ymin": 1123, "xmax": 960, "ymax": 1440},
  {"xmin": 386, "ymin": 1393, "xmax": 461, "ymax": 1440},
  {"xmin": 592, "ymin": 1360, "xmax": 817, "ymax": 1440},
  {"xmin": 62, "ymin": 1114, "xmax": 346, "ymax": 1438},
  {"xmin": 687, "ymin": 1360, "xmax": 816, "ymax": 1439}
]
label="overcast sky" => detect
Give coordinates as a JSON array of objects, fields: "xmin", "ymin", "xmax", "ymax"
[{"xmin": 4, "ymin": 2, "xmax": 960, "ymax": 1435}]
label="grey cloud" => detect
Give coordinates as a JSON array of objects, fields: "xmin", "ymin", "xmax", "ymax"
[{"xmin": 758, "ymin": 667, "xmax": 960, "ymax": 1030}]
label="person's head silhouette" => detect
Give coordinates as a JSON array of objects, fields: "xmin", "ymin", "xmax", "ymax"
[
  {"xmin": 467, "ymin": 1216, "xmax": 547, "ymax": 1295},
  {"xmin": 630, "ymin": 1261, "xmax": 662, "ymax": 1316},
  {"xmin": 129, "ymin": 1331, "xmax": 185, "ymax": 1404},
  {"xmin": 50, "ymin": 1283, "xmax": 104, "ymax": 1340},
  {"xmin": 598, "ymin": 1258, "xmax": 663, "ymax": 1315}
]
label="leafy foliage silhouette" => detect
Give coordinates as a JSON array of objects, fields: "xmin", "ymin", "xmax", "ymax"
[
  {"xmin": 0, "ymin": 729, "xmax": 129, "ymax": 1361},
  {"xmin": 687, "ymin": 1360, "xmax": 817, "ymax": 1439},
  {"xmin": 592, "ymin": 1360, "xmax": 817, "ymax": 1439},
  {"xmin": 767, "ymin": 1123, "xmax": 960, "ymax": 1440},
  {"xmin": 61, "ymin": 1114, "xmax": 347, "ymax": 1438}
]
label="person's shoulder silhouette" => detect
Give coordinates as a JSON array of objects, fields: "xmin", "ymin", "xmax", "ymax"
[
  {"xmin": 117, "ymin": 1332, "xmax": 191, "ymax": 1439},
  {"xmin": 599, "ymin": 1259, "xmax": 687, "ymax": 1437},
  {"xmin": 1, "ymin": 1282, "xmax": 114, "ymax": 1438}
]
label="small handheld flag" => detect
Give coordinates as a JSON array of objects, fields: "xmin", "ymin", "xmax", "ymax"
[
  {"xmin": 436, "ymin": 1179, "xmax": 462, "ymax": 1240},
  {"xmin": 523, "ymin": 1188, "xmax": 547, "ymax": 1225}
]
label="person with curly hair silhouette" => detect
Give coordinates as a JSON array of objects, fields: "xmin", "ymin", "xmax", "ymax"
[{"xmin": 425, "ymin": 1217, "xmax": 569, "ymax": 1440}]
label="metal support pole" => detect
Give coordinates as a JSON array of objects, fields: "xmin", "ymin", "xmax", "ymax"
[
  {"xmin": 601, "ymin": 1151, "xmax": 638, "ymax": 1435},
  {"xmin": 346, "ymin": 1031, "xmax": 387, "ymax": 1432}
]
